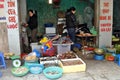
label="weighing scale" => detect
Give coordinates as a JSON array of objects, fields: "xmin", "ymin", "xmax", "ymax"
[{"xmin": 11, "ymin": 55, "xmax": 21, "ymax": 67}]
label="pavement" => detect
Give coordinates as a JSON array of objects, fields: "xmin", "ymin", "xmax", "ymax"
[{"xmin": 0, "ymin": 58, "xmax": 120, "ymax": 80}]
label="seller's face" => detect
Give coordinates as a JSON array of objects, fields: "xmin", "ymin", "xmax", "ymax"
[
  {"xmin": 72, "ymin": 10, "xmax": 76, "ymax": 14},
  {"xmin": 29, "ymin": 11, "xmax": 33, "ymax": 17}
]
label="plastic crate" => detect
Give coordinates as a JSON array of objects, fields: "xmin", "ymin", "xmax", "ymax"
[
  {"xmin": 30, "ymin": 43, "xmax": 42, "ymax": 52},
  {"xmin": 41, "ymin": 47, "xmax": 56, "ymax": 57},
  {"xmin": 57, "ymin": 44, "xmax": 71, "ymax": 54}
]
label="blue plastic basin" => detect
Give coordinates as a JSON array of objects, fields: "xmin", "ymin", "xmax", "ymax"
[
  {"xmin": 29, "ymin": 64, "xmax": 44, "ymax": 74},
  {"xmin": 94, "ymin": 54, "xmax": 104, "ymax": 60},
  {"xmin": 30, "ymin": 67, "xmax": 42, "ymax": 74}
]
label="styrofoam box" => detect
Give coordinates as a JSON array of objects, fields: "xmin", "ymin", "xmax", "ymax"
[
  {"xmin": 30, "ymin": 43, "xmax": 42, "ymax": 52},
  {"xmin": 39, "ymin": 56, "xmax": 58, "ymax": 64},
  {"xmin": 59, "ymin": 58, "xmax": 86, "ymax": 73},
  {"xmin": 45, "ymin": 27, "xmax": 56, "ymax": 34}
]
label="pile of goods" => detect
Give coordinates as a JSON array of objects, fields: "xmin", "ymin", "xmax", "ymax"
[
  {"xmin": 39, "ymin": 35, "xmax": 60, "ymax": 56},
  {"xmin": 57, "ymin": 36, "xmax": 72, "ymax": 44},
  {"xmin": 40, "ymin": 57, "xmax": 57, "ymax": 61},
  {"xmin": 40, "ymin": 57, "xmax": 58, "ymax": 67},
  {"xmin": 78, "ymin": 32, "xmax": 92, "ymax": 36},
  {"xmin": 115, "ymin": 44, "xmax": 120, "ymax": 53},
  {"xmin": 61, "ymin": 60, "xmax": 83, "ymax": 66},
  {"xmin": 25, "ymin": 55, "xmax": 36, "ymax": 60},
  {"xmin": 112, "ymin": 35, "xmax": 119, "ymax": 42},
  {"xmin": 57, "ymin": 51, "xmax": 76, "ymax": 59},
  {"xmin": 4, "ymin": 53, "xmax": 14, "ymax": 59},
  {"xmin": 25, "ymin": 55, "xmax": 37, "ymax": 62}
]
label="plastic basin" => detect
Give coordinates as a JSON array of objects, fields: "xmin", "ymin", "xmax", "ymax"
[
  {"xmin": 106, "ymin": 48, "xmax": 116, "ymax": 53},
  {"xmin": 43, "ymin": 66, "xmax": 63, "ymax": 79},
  {"xmin": 29, "ymin": 64, "xmax": 44, "ymax": 74},
  {"xmin": 11, "ymin": 66, "xmax": 29, "ymax": 77},
  {"xmin": 30, "ymin": 66, "xmax": 42, "ymax": 74},
  {"xmin": 94, "ymin": 54, "xmax": 104, "ymax": 60}
]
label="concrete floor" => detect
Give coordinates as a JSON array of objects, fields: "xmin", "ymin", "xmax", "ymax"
[{"xmin": 1, "ymin": 59, "xmax": 120, "ymax": 80}]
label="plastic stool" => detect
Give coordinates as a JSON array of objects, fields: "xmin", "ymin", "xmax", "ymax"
[
  {"xmin": 0, "ymin": 71, "xmax": 2, "ymax": 77},
  {"xmin": 114, "ymin": 54, "xmax": 120, "ymax": 66},
  {"xmin": 0, "ymin": 52, "xmax": 6, "ymax": 69}
]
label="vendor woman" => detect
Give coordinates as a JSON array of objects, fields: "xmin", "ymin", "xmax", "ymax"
[{"xmin": 25, "ymin": 9, "xmax": 38, "ymax": 42}]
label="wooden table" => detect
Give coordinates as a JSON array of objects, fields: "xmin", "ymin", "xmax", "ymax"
[{"xmin": 76, "ymin": 35, "xmax": 96, "ymax": 47}]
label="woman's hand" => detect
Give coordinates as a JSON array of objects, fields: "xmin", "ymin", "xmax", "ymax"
[
  {"xmin": 22, "ymin": 23, "xmax": 28, "ymax": 27},
  {"xmin": 24, "ymin": 23, "xmax": 28, "ymax": 27}
]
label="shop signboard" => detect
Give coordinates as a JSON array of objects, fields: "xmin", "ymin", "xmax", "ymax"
[
  {"xmin": 99, "ymin": 0, "xmax": 113, "ymax": 47},
  {"xmin": 5, "ymin": 0, "xmax": 21, "ymax": 55},
  {"xmin": 0, "ymin": 0, "xmax": 6, "ymax": 22}
]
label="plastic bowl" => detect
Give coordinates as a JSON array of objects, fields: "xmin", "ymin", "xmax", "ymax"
[
  {"xmin": 29, "ymin": 64, "xmax": 44, "ymax": 74},
  {"xmin": 106, "ymin": 48, "xmax": 116, "ymax": 53},
  {"xmin": 94, "ymin": 48, "xmax": 104, "ymax": 55},
  {"xmin": 43, "ymin": 66, "xmax": 63, "ymax": 79},
  {"xmin": 11, "ymin": 66, "xmax": 29, "ymax": 77}
]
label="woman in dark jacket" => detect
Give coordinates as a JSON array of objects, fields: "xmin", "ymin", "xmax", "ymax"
[
  {"xmin": 66, "ymin": 7, "xmax": 76, "ymax": 43},
  {"xmin": 25, "ymin": 9, "xmax": 38, "ymax": 42}
]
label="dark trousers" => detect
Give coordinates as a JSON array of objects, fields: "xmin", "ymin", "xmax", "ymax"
[
  {"xmin": 27, "ymin": 28, "xmax": 37, "ymax": 43},
  {"xmin": 67, "ymin": 28, "xmax": 75, "ymax": 50},
  {"xmin": 31, "ymin": 28, "xmax": 38, "ymax": 42},
  {"xmin": 67, "ymin": 28, "xmax": 75, "ymax": 43}
]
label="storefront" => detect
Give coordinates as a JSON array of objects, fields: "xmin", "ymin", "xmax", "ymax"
[{"xmin": 1, "ymin": 0, "xmax": 120, "ymax": 79}]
